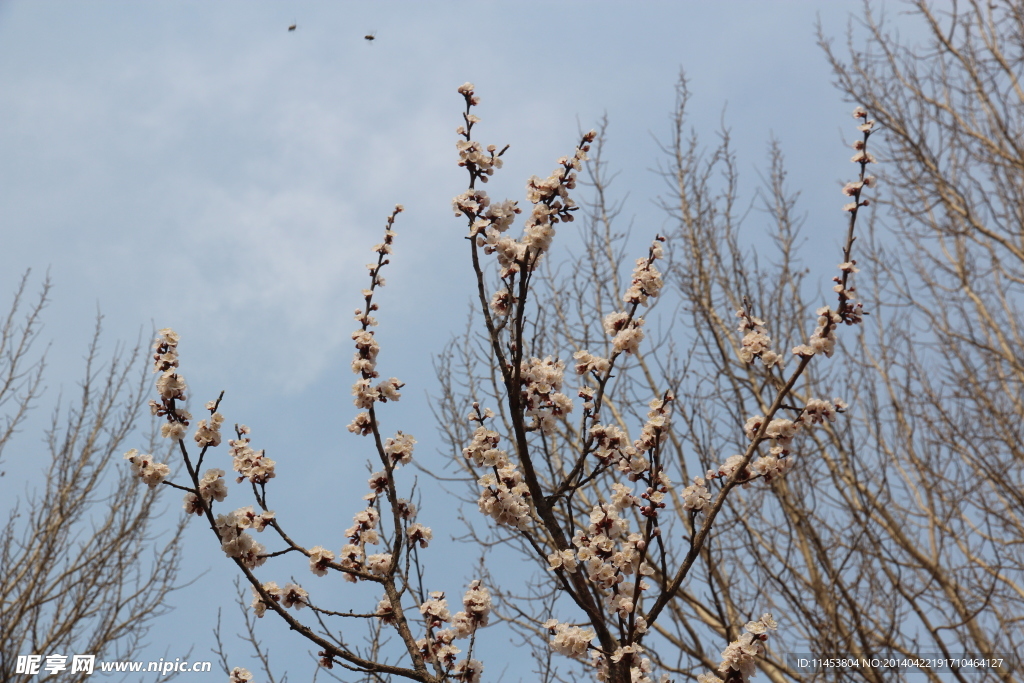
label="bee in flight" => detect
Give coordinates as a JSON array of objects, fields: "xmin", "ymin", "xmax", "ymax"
[
  {"xmin": 364, "ymin": 31, "xmax": 376, "ymax": 42},
  {"xmin": 288, "ymin": 23, "xmax": 297, "ymax": 32}
]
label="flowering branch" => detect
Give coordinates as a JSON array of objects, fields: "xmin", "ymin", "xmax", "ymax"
[
  {"xmin": 449, "ymin": 85, "xmax": 877, "ymax": 683},
  {"xmin": 126, "ymin": 207, "xmax": 492, "ymax": 682}
]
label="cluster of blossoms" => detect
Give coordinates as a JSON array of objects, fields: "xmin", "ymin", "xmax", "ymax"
[
  {"xmin": 352, "ymin": 376, "xmax": 404, "ymax": 409},
  {"xmin": 742, "ymin": 396, "xmax": 849, "ymax": 446},
  {"xmin": 519, "ymin": 135, "xmax": 591, "ymax": 258},
  {"xmin": 735, "ymin": 308, "xmax": 782, "ymax": 369},
  {"xmin": 412, "ymin": 582, "xmax": 492, "ymax": 680},
  {"xmin": 588, "ymin": 396, "xmax": 673, "ymax": 481},
  {"xmin": 519, "ymin": 356, "xmax": 573, "ymax": 435},
  {"xmin": 334, "ymin": 476, "xmax": 424, "ymax": 582},
  {"xmin": 455, "ymin": 139, "xmax": 503, "ymax": 180},
  {"xmin": 351, "ymin": 329, "xmax": 380, "ymax": 377},
  {"xmin": 590, "ymin": 236, "xmax": 667, "ymax": 360},
  {"xmin": 711, "ymin": 451, "xmax": 793, "ymax": 486},
  {"xmin": 123, "ymin": 449, "xmax": 170, "ymax": 488},
  {"xmin": 696, "ymin": 613, "xmax": 778, "ymax": 682},
  {"xmin": 623, "ymin": 238, "xmax": 665, "ymax": 306},
  {"xmin": 548, "ymin": 491, "xmax": 656, "ymax": 625},
  {"xmin": 308, "ymin": 545, "xmax": 335, "ymax": 577},
  {"xmin": 135, "ymin": 331, "xmax": 238, "ymax": 518},
  {"xmin": 229, "ymin": 425, "xmax": 276, "ymax": 484},
  {"xmin": 335, "ymin": 503, "xmax": 384, "ymax": 581},
  {"xmin": 454, "ymin": 82, "xmax": 594, "ymax": 282},
  {"xmin": 573, "ymin": 349, "xmax": 611, "ymax": 377},
  {"xmin": 214, "ymin": 506, "xmax": 272, "ymax": 570},
  {"xmin": 459, "ymin": 191, "xmax": 525, "ymax": 279},
  {"xmin": 543, "ymin": 619, "xmax": 668, "ymax": 682},
  {"xmin": 791, "ymin": 306, "xmax": 842, "ymax": 359},
  {"xmin": 383, "ymin": 431, "xmax": 417, "ymax": 467},
  {"xmin": 228, "ymin": 668, "xmax": 252, "ymax": 683},
  {"xmin": 681, "ymin": 476, "xmax": 712, "ymax": 512},
  {"xmin": 183, "ymin": 468, "xmax": 228, "ymax": 515},
  {"xmin": 543, "ymin": 619, "xmax": 596, "ymax": 658},
  {"xmin": 462, "ymin": 408, "xmax": 532, "ymax": 530},
  {"xmin": 149, "ymin": 329, "xmax": 192, "ymax": 440},
  {"xmin": 194, "ymin": 409, "xmax": 225, "ymax": 448},
  {"xmin": 832, "ymin": 260, "xmax": 864, "ymax": 323},
  {"xmin": 250, "ymin": 580, "xmax": 308, "ymax": 618},
  {"xmin": 603, "ymin": 311, "xmax": 645, "ymax": 356},
  {"xmin": 709, "ymin": 395, "xmax": 849, "ymax": 485},
  {"xmin": 848, "ymin": 107, "xmax": 877, "ymax": 166},
  {"xmin": 593, "ymin": 643, "xmax": 670, "ymax": 683},
  {"xmin": 477, "ymin": 459, "xmax": 531, "ymax": 530},
  {"xmin": 802, "ymin": 397, "xmax": 849, "ymax": 424}
]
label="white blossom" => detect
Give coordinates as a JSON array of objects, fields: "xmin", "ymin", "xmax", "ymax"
[
  {"xmin": 228, "ymin": 667, "xmax": 253, "ymax": 683},
  {"xmin": 681, "ymin": 476, "xmax": 711, "ymax": 511},
  {"xmin": 383, "ymin": 431, "xmax": 416, "ymax": 467},
  {"xmin": 194, "ymin": 411, "xmax": 225, "ymax": 448},
  {"xmin": 123, "ymin": 449, "xmax": 170, "ymax": 488},
  {"xmin": 544, "ymin": 620, "xmax": 595, "ymax": 658},
  {"xmin": 309, "ymin": 545, "xmax": 335, "ymax": 577}
]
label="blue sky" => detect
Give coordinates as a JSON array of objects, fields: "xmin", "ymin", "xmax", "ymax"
[{"xmin": 0, "ymin": 1, "xmax": 920, "ymax": 679}]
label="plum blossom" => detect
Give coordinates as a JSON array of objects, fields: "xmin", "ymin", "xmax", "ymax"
[
  {"xmin": 623, "ymin": 239, "xmax": 665, "ymax": 306},
  {"xmin": 800, "ymin": 397, "xmax": 848, "ymax": 425},
  {"xmin": 712, "ymin": 454, "xmax": 752, "ymax": 483},
  {"xmin": 250, "ymin": 582, "xmax": 280, "ymax": 618},
  {"xmin": 736, "ymin": 308, "xmax": 782, "ymax": 369},
  {"xmin": 123, "ymin": 449, "xmax": 170, "ymax": 488},
  {"xmin": 681, "ymin": 476, "xmax": 712, "ymax": 512},
  {"xmin": 383, "ymin": 431, "xmax": 416, "ymax": 467},
  {"xmin": 232, "ymin": 505, "xmax": 276, "ymax": 532},
  {"xmin": 519, "ymin": 356, "xmax": 573, "ymax": 434},
  {"xmin": 281, "ymin": 583, "xmax": 308, "ymax": 609},
  {"xmin": 309, "ymin": 546, "xmax": 335, "ymax": 577},
  {"xmin": 612, "ymin": 318, "xmax": 646, "ymax": 355},
  {"xmin": 160, "ymin": 420, "xmax": 187, "ymax": 440},
  {"xmin": 573, "ymin": 349, "xmax": 610, "ymax": 376},
  {"xmin": 215, "ymin": 510, "xmax": 267, "ymax": 569},
  {"xmin": 449, "ymin": 580, "xmax": 491, "ymax": 638},
  {"xmin": 347, "ymin": 411, "xmax": 373, "ymax": 436},
  {"xmin": 420, "ymin": 591, "xmax": 451, "ymax": 628},
  {"xmin": 463, "ymin": 425, "xmax": 508, "ymax": 468},
  {"xmin": 543, "ymin": 619, "xmax": 595, "ymax": 658},
  {"xmin": 451, "ymin": 659, "xmax": 484, "ymax": 683},
  {"xmin": 715, "ymin": 613, "xmax": 778, "ymax": 680},
  {"xmin": 477, "ymin": 463, "xmax": 532, "ymax": 530},
  {"xmin": 155, "ymin": 370, "xmax": 186, "ymax": 402},
  {"xmin": 339, "ymin": 543, "xmax": 364, "ymax": 580},
  {"xmin": 375, "ymin": 595, "xmax": 396, "ymax": 624},
  {"xmin": 751, "ymin": 454, "xmax": 793, "ymax": 481},
  {"xmin": 194, "ymin": 411, "xmax": 225, "ymax": 448},
  {"xmin": 228, "ymin": 667, "xmax": 253, "ymax": 683},
  {"xmin": 196, "ymin": 468, "xmax": 228, "ymax": 504},
  {"xmin": 547, "ymin": 548, "xmax": 579, "ymax": 573},
  {"xmin": 345, "ymin": 507, "xmax": 381, "ymax": 546},
  {"xmin": 229, "ymin": 431, "xmax": 276, "ymax": 484},
  {"xmin": 407, "ymin": 522, "xmax": 432, "ymax": 548},
  {"xmin": 366, "ymin": 553, "xmax": 392, "ymax": 576}
]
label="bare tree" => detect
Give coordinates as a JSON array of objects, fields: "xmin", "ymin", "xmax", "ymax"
[
  {"xmin": 815, "ymin": 0, "xmax": 1023, "ymax": 679},
  {"xmin": 0, "ymin": 272, "xmax": 186, "ymax": 682}
]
